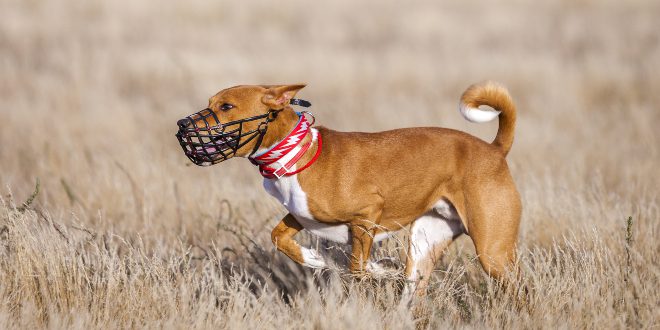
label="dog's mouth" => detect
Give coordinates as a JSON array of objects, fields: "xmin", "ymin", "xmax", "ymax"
[
  {"xmin": 175, "ymin": 109, "xmax": 271, "ymax": 166},
  {"xmin": 177, "ymin": 131, "xmax": 239, "ymax": 165}
]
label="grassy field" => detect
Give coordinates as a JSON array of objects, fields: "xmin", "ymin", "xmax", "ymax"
[{"xmin": 1, "ymin": 0, "xmax": 659, "ymax": 328}]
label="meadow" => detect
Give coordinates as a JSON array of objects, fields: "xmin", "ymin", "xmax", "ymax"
[{"xmin": 0, "ymin": 0, "xmax": 658, "ymax": 328}]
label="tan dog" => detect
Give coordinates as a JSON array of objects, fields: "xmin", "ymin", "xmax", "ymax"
[{"xmin": 176, "ymin": 82, "xmax": 521, "ymax": 295}]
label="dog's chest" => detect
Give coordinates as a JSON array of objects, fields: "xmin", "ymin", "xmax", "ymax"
[{"xmin": 263, "ymin": 175, "xmax": 350, "ymax": 244}]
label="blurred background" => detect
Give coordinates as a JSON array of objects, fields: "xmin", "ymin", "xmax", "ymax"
[
  {"xmin": 0, "ymin": 0, "xmax": 658, "ymax": 327},
  {"xmin": 1, "ymin": 0, "xmax": 658, "ymax": 243}
]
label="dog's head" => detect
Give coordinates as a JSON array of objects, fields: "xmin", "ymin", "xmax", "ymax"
[{"xmin": 176, "ymin": 84, "xmax": 305, "ymax": 166}]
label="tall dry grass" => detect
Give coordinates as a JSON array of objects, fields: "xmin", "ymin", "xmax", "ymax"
[{"xmin": 0, "ymin": 0, "xmax": 659, "ymax": 328}]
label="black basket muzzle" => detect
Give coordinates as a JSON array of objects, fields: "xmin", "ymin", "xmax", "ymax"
[{"xmin": 175, "ymin": 108, "xmax": 271, "ymax": 166}]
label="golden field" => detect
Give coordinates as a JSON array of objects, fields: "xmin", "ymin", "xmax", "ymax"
[{"xmin": 0, "ymin": 0, "xmax": 658, "ymax": 328}]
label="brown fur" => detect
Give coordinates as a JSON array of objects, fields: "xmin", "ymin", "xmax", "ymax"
[
  {"xmin": 461, "ymin": 81, "xmax": 517, "ymax": 155},
  {"xmin": 205, "ymin": 82, "xmax": 522, "ymax": 292}
]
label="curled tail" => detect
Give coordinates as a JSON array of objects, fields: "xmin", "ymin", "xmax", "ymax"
[{"xmin": 459, "ymin": 81, "xmax": 517, "ymax": 156}]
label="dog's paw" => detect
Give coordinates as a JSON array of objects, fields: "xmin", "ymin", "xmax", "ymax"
[{"xmin": 301, "ymin": 248, "xmax": 327, "ymax": 269}]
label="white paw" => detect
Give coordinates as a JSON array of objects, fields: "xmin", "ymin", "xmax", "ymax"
[{"xmin": 301, "ymin": 248, "xmax": 327, "ymax": 269}]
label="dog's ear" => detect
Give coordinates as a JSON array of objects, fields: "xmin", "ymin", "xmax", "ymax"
[{"xmin": 261, "ymin": 84, "xmax": 306, "ymax": 109}]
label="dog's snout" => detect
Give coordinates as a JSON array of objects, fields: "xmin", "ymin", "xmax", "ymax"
[{"xmin": 177, "ymin": 118, "xmax": 192, "ymax": 129}]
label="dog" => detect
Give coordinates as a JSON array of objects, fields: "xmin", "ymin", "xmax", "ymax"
[{"xmin": 176, "ymin": 82, "xmax": 521, "ymax": 296}]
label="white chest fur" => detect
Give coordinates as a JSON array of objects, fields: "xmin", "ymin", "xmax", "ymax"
[{"xmin": 263, "ymin": 174, "xmax": 351, "ymax": 244}]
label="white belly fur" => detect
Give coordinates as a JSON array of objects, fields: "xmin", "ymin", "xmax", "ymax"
[
  {"xmin": 263, "ymin": 175, "xmax": 458, "ymax": 245},
  {"xmin": 263, "ymin": 173, "xmax": 352, "ymax": 244},
  {"xmin": 405, "ymin": 198, "xmax": 465, "ymax": 284}
]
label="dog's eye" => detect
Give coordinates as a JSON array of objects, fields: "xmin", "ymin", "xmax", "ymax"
[{"xmin": 220, "ymin": 103, "xmax": 234, "ymax": 111}]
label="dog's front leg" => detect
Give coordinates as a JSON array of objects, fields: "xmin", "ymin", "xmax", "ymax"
[
  {"xmin": 271, "ymin": 213, "xmax": 327, "ymax": 268},
  {"xmin": 349, "ymin": 222, "xmax": 376, "ymax": 274}
]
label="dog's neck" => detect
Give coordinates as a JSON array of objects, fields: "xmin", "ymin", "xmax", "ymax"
[
  {"xmin": 249, "ymin": 108, "xmax": 321, "ymax": 179},
  {"xmin": 257, "ymin": 107, "xmax": 303, "ymax": 153}
]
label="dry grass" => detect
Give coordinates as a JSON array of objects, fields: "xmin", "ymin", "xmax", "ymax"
[{"xmin": 1, "ymin": 0, "xmax": 659, "ymax": 328}]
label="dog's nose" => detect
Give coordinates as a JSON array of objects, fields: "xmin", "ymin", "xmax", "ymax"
[{"xmin": 177, "ymin": 118, "xmax": 192, "ymax": 129}]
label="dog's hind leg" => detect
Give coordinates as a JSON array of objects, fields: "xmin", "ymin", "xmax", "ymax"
[
  {"xmin": 271, "ymin": 213, "xmax": 327, "ymax": 268},
  {"xmin": 465, "ymin": 177, "xmax": 522, "ymax": 282},
  {"xmin": 403, "ymin": 204, "xmax": 464, "ymax": 297}
]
